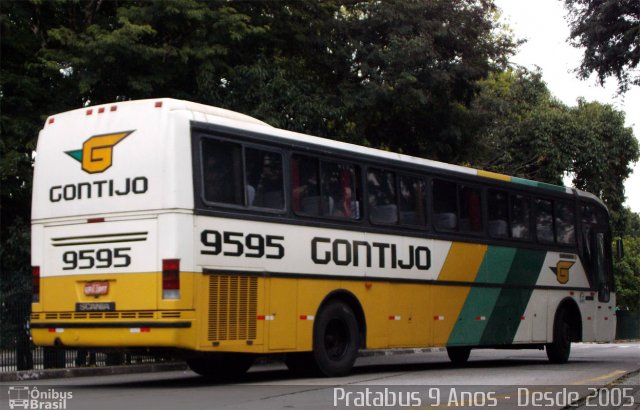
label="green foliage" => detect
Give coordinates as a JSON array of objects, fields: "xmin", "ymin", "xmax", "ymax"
[
  {"xmin": 1, "ymin": 0, "xmax": 639, "ymax": 318},
  {"xmin": 471, "ymin": 69, "xmax": 570, "ymax": 183},
  {"xmin": 616, "ymin": 208, "xmax": 640, "ymax": 237},
  {"xmin": 569, "ymin": 99, "xmax": 639, "ymax": 230},
  {"xmin": 471, "ymin": 68, "xmax": 639, "ymax": 224},
  {"xmin": 38, "ymin": 1, "xmax": 265, "ymax": 103},
  {"xmin": 614, "ymin": 235, "xmax": 640, "ymax": 311},
  {"xmin": 1, "ymin": 2, "xmax": 58, "ymax": 324},
  {"xmin": 563, "ymin": 0, "xmax": 640, "ymax": 93}
]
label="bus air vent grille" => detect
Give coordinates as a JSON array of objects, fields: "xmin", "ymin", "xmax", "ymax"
[{"xmin": 207, "ymin": 274, "xmax": 257, "ymax": 341}]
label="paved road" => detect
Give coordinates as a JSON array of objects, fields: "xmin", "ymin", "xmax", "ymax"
[{"xmin": 2, "ymin": 342, "xmax": 639, "ymax": 410}]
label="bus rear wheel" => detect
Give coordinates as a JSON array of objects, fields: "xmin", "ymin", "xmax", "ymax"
[
  {"xmin": 312, "ymin": 300, "xmax": 360, "ymax": 377},
  {"xmin": 446, "ymin": 346, "xmax": 471, "ymax": 365},
  {"xmin": 187, "ymin": 353, "xmax": 254, "ymax": 381},
  {"xmin": 546, "ymin": 308, "xmax": 572, "ymax": 364}
]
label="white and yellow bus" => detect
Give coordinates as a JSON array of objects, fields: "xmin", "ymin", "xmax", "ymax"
[{"xmin": 31, "ymin": 98, "xmax": 616, "ymax": 378}]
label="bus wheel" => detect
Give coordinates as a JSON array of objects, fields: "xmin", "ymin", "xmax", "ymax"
[
  {"xmin": 546, "ymin": 308, "xmax": 571, "ymax": 364},
  {"xmin": 187, "ymin": 353, "xmax": 254, "ymax": 381},
  {"xmin": 312, "ymin": 301, "xmax": 360, "ymax": 377},
  {"xmin": 446, "ymin": 346, "xmax": 471, "ymax": 365}
]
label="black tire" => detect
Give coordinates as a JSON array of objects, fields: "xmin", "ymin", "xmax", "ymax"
[
  {"xmin": 446, "ymin": 346, "xmax": 471, "ymax": 365},
  {"xmin": 546, "ymin": 309, "xmax": 572, "ymax": 364},
  {"xmin": 312, "ymin": 301, "xmax": 360, "ymax": 377},
  {"xmin": 187, "ymin": 353, "xmax": 254, "ymax": 381}
]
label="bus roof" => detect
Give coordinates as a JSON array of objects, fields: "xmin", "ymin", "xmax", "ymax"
[{"xmin": 44, "ymin": 98, "xmax": 604, "ymax": 207}]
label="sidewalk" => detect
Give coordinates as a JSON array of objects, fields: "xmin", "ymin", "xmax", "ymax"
[
  {"xmin": 0, "ymin": 347, "xmax": 445, "ymax": 382},
  {"xmin": 0, "ymin": 361, "xmax": 188, "ymax": 382}
]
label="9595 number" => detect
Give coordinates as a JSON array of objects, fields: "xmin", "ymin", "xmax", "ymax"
[
  {"xmin": 200, "ymin": 230, "xmax": 284, "ymax": 259},
  {"xmin": 62, "ymin": 247, "xmax": 132, "ymax": 270}
]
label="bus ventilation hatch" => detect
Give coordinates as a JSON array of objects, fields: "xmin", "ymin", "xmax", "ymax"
[{"xmin": 207, "ymin": 274, "xmax": 257, "ymax": 341}]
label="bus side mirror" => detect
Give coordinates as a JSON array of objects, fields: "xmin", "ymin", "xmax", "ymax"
[{"xmin": 616, "ymin": 239, "xmax": 624, "ymax": 260}]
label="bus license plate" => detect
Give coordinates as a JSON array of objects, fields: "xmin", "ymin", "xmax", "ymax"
[
  {"xmin": 84, "ymin": 281, "xmax": 109, "ymax": 296},
  {"xmin": 76, "ymin": 302, "xmax": 115, "ymax": 312}
]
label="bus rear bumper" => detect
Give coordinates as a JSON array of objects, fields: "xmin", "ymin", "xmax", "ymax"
[{"xmin": 31, "ymin": 321, "xmax": 196, "ymax": 349}]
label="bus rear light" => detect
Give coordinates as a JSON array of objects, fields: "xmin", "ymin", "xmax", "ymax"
[
  {"xmin": 155, "ymin": 101, "xmax": 163, "ymax": 108},
  {"xmin": 110, "ymin": 105, "xmax": 117, "ymax": 112},
  {"xmin": 162, "ymin": 259, "xmax": 180, "ymax": 299},
  {"xmin": 87, "ymin": 218, "xmax": 105, "ymax": 223},
  {"xmin": 32, "ymin": 266, "xmax": 40, "ymax": 303},
  {"xmin": 86, "ymin": 109, "xmax": 93, "ymax": 116},
  {"xmin": 48, "ymin": 118, "xmax": 55, "ymax": 124}
]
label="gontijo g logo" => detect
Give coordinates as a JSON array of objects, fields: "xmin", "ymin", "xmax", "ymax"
[{"xmin": 65, "ymin": 131, "xmax": 133, "ymax": 174}]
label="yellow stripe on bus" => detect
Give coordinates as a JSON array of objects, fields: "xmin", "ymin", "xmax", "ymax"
[{"xmin": 477, "ymin": 170, "xmax": 512, "ymax": 182}]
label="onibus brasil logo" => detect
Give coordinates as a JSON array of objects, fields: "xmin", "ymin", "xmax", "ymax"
[
  {"xmin": 7, "ymin": 386, "xmax": 73, "ymax": 409},
  {"xmin": 65, "ymin": 131, "xmax": 134, "ymax": 174}
]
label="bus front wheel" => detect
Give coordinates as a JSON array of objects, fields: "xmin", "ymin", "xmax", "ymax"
[
  {"xmin": 312, "ymin": 300, "xmax": 360, "ymax": 377},
  {"xmin": 546, "ymin": 308, "xmax": 572, "ymax": 364},
  {"xmin": 187, "ymin": 353, "xmax": 254, "ymax": 381}
]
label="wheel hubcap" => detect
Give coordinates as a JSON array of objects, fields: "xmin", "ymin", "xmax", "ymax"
[{"xmin": 325, "ymin": 318, "xmax": 349, "ymax": 360}]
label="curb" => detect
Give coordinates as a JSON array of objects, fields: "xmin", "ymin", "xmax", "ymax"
[
  {"xmin": 358, "ymin": 347, "xmax": 445, "ymax": 357},
  {"xmin": 0, "ymin": 348, "xmax": 445, "ymax": 382},
  {"xmin": 0, "ymin": 361, "xmax": 189, "ymax": 382}
]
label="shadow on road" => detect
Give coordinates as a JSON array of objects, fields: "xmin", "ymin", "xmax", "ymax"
[{"xmin": 74, "ymin": 356, "xmax": 607, "ymax": 389}]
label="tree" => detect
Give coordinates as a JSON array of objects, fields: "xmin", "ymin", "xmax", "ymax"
[
  {"xmin": 471, "ymin": 68, "xmax": 639, "ymax": 222},
  {"xmin": 37, "ymin": 0, "xmax": 264, "ymax": 104},
  {"xmin": 614, "ymin": 235, "xmax": 640, "ymax": 311},
  {"xmin": 568, "ymin": 99, "xmax": 639, "ymax": 232},
  {"xmin": 471, "ymin": 68, "xmax": 571, "ymax": 183},
  {"xmin": 563, "ymin": 0, "xmax": 640, "ymax": 93},
  {"xmin": 1, "ymin": 1, "xmax": 66, "ymax": 359},
  {"xmin": 322, "ymin": 0, "xmax": 516, "ymax": 162},
  {"xmin": 0, "ymin": 0, "xmax": 516, "ymax": 343}
]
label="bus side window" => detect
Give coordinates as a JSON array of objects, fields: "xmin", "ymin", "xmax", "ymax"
[
  {"xmin": 433, "ymin": 179, "xmax": 458, "ymax": 231},
  {"xmin": 202, "ymin": 139, "xmax": 243, "ymax": 206},
  {"xmin": 245, "ymin": 148, "xmax": 284, "ymax": 210},
  {"xmin": 510, "ymin": 194, "xmax": 531, "ymax": 240},
  {"xmin": 321, "ymin": 161, "xmax": 361, "ymax": 220},
  {"xmin": 367, "ymin": 168, "xmax": 398, "ymax": 224},
  {"xmin": 555, "ymin": 200, "xmax": 576, "ymax": 245},
  {"xmin": 459, "ymin": 185, "xmax": 483, "ymax": 233},
  {"xmin": 535, "ymin": 198, "xmax": 555, "ymax": 243},
  {"xmin": 291, "ymin": 155, "xmax": 321, "ymax": 216},
  {"xmin": 399, "ymin": 175, "xmax": 427, "ymax": 226},
  {"xmin": 488, "ymin": 190, "xmax": 508, "ymax": 238}
]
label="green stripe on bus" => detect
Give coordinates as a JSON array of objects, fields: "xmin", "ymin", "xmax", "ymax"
[
  {"xmin": 511, "ymin": 176, "xmax": 567, "ymax": 193},
  {"xmin": 447, "ymin": 247, "xmax": 516, "ymax": 346},
  {"xmin": 479, "ymin": 248, "xmax": 547, "ymax": 346}
]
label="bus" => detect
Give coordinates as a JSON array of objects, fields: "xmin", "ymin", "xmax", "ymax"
[{"xmin": 31, "ymin": 98, "xmax": 616, "ymax": 378}]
